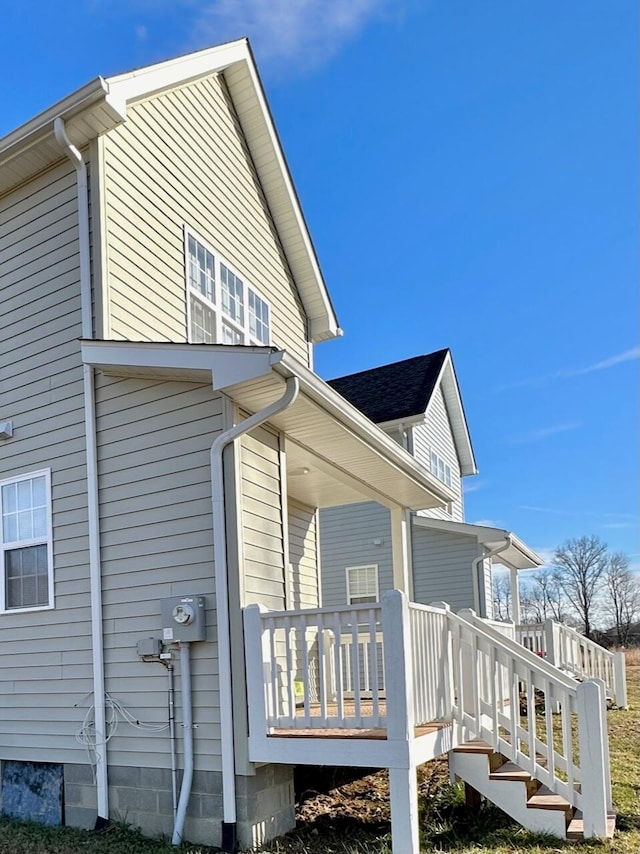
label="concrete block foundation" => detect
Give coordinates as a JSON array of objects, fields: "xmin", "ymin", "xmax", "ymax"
[{"xmin": 62, "ymin": 762, "xmax": 295, "ymax": 848}]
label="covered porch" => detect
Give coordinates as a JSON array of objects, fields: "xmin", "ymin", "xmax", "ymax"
[{"xmin": 413, "ymin": 516, "xmax": 544, "ymax": 621}]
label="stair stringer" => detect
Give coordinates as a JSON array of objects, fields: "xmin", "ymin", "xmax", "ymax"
[{"xmin": 449, "ymin": 750, "xmax": 568, "ymax": 838}]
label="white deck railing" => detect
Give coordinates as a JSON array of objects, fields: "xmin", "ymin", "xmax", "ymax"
[
  {"xmin": 514, "ymin": 620, "xmax": 627, "ymax": 707},
  {"xmin": 454, "ymin": 608, "xmax": 611, "ymax": 837},
  {"xmin": 244, "ymin": 592, "xmax": 613, "ymax": 839}
]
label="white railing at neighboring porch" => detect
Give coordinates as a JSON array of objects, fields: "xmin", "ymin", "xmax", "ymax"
[
  {"xmin": 514, "ymin": 620, "xmax": 627, "ymax": 708},
  {"xmin": 455, "ymin": 608, "xmax": 612, "ymax": 838}
]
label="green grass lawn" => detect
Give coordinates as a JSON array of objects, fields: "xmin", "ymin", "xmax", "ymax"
[{"xmin": 0, "ymin": 653, "xmax": 636, "ymax": 854}]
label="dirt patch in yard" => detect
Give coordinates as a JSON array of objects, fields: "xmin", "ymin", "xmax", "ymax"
[{"xmin": 294, "ymin": 760, "xmax": 449, "ymax": 832}]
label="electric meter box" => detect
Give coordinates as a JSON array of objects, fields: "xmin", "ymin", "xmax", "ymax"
[{"xmin": 161, "ymin": 595, "xmax": 207, "ymax": 643}]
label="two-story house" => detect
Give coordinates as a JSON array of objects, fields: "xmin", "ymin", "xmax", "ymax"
[
  {"xmin": 320, "ymin": 350, "xmax": 543, "ymax": 620},
  {"xmin": 1, "ymin": 39, "xmax": 616, "ymax": 854}
]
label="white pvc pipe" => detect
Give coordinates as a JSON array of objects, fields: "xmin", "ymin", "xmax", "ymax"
[
  {"xmin": 210, "ymin": 377, "xmax": 299, "ymax": 839},
  {"xmin": 471, "ymin": 535, "xmax": 513, "ymax": 618},
  {"xmin": 172, "ymin": 643, "xmax": 193, "ymax": 845},
  {"xmin": 54, "ymin": 118, "xmax": 109, "ymax": 820}
]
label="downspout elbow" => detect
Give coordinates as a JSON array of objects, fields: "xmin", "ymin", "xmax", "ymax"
[{"xmin": 472, "ymin": 534, "xmax": 513, "ymax": 617}]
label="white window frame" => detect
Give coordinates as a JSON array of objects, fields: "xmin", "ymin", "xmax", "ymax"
[
  {"xmin": 0, "ymin": 469, "xmax": 54, "ymax": 614},
  {"xmin": 429, "ymin": 449, "xmax": 452, "ymax": 487},
  {"xmin": 184, "ymin": 226, "xmax": 271, "ymax": 347},
  {"xmin": 345, "ymin": 564, "xmax": 379, "ymax": 606}
]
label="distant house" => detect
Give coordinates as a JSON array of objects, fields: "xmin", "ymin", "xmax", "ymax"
[
  {"xmin": 320, "ymin": 350, "xmax": 542, "ymax": 620},
  {"xmin": 0, "ymin": 39, "xmax": 617, "ymax": 854}
]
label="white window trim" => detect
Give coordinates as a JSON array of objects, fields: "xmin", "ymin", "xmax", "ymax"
[
  {"xmin": 345, "ymin": 564, "xmax": 379, "ymax": 606},
  {"xmin": 429, "ymin": 449, "xmax": 452, "ymax": 488},
  {"xmin": 0, "ymin": 468, "xmax": 54, "ymax": 614},
  {"xmin": 184, "ymin": 225, "xmax": 271, "ymax": 347}
]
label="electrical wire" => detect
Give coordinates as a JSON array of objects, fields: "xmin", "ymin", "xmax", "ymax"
[{"xmin": 75, "ymin": 693, "xmax": 170, "ymax": 778}]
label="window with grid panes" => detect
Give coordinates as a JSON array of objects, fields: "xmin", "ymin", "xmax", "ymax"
[
  {"xmin": 346, "ymin": 565, "xmax": 379, "ymax": 605},
  {"xmin": 0, "ymin": 471, "xmax": 53, "ymax": 612},
  {"xmin": 185, "ymin": 228, "xmax": 271, "ymax": 347},
  {"xmin": 429, "ymin": 450, "xmax": 452, "ymax": 487}
]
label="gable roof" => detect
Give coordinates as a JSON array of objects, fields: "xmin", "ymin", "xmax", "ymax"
[
  {"xmin": 0, "ymin": 39, "xmax": 340, "ymax": 343},
  {"xmin": 327, "ymin": 349, "xmax": 478, "ymax": 476},
  {"xmin": 328, "ymin": 350, "xmax": 449, "ymax": 424}
]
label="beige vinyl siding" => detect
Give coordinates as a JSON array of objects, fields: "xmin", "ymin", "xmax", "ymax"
[
  {"xmin": 412, "ymin": 385, "xmax": 464, "ymax": 521},
  {"xmin": 241, "ymin": 424, "xmax": 285, "ymax": 610},
  {"xmin": 288, "ymin": 500, "xmax": 319, "ymax": 609},
  {"xmin": 95, "ymin": 375, "xmax": 223, "ymax": 771},
  {"xmin": 0, "ymin": 160, "xmax": 92, "ymax": 763},
  {"xmin": 102, "ymin": 74, "xmax": 310, "ymax": 361},
  {"xmin": 319, "ymin": 502, "xmax": 393, "ymax": 608},
  {"xmin": 411, "ymin": 527, "xmax": 479, "ymax": 612}
]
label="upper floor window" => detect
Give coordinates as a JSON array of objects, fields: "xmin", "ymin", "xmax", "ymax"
[
  {"xmin": 185, "ymin": 228, "xmax": 271, "ymax": 347},
  {"xmin": 346, "ymin": 564, "xmax": 379, "ymax": 605},
  {"xmin": 429, "ymin": 450, "xmax": 452, "ymax": 487},
  {"xmin": 0, "ymin": 470, "xmax": 53, "ymax": 613}
]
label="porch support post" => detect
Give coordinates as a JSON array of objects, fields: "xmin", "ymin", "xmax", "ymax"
[
  {"xmin": 390, "ymin": 505, "xmax": 412, "ymax": 597},
  {"xmin": 389, "ymin": 767, "xmax": 420, "ymax": 854},
  {"xmin": 509, "ymin": 566, "xmax": 520, "ymax": 625}
]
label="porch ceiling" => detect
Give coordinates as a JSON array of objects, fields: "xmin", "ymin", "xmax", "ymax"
[{"xmin": 227, "ymin": 364, "xmax": 453, "ymax": 510}]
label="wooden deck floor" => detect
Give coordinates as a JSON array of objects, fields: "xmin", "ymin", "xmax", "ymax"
[{"xmin": 267, "ymin": 700, "xmax": 450, "ymax": 740}]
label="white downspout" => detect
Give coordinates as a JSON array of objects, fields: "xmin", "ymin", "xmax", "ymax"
[
  {"xmin": 54, "ymin": 118, "xmax": 109, "ymax": 820},
  {"xmin": 471, "ymin": 534, "xmax": 513, "ymax": 619},
  {"xmin": 210, "ymin": 376, "xmax": 299, "ymax": 850}
]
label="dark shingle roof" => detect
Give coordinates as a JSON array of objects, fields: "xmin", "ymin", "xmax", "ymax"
[{"xmin": 327, "ymin": 349, "xmax": 449, "ymax": 424}]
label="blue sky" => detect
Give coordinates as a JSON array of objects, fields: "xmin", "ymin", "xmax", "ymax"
[{"xmin": 1, "ymin": 1, "xmax": 637, "ymax": 568}]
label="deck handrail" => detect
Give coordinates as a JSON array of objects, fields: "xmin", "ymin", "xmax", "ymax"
[
  {"xmin": 447, "ymin": 607, "xmax": 611, "ymax": 836},
  {"xmin": 514, "ymin": 620, "xmax": 627, "ymax": 707}
]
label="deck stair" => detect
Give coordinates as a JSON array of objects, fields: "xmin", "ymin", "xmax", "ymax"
[{"xmin": 450, "ymin": 739, "xmax": 615, "ymax": 841}]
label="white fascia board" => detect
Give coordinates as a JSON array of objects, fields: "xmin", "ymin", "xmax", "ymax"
[
  {"xmin": 226, "ymin": 50, "xmax": 339, "ymax": 343},
  {"xmin": 425, "ymin": 353, "xmax": 478, "ymax": 476},
  {"xmin": 80, "ymin": 339, "xmax": 281, "ymax": 388},
  {"xmin": 275, "ymin": 353, "xmax": 456, "ymax": 506},
  {"xmin": 376, "ymin": 414, "xmax": 426, "ymax": 431},
  {"xmin": 106, "ymin": 39, "xmax": 249, "ymax": 104},
  {"xmin": 0, "ymin": 77, "xmax": 110, "ymax": 159}
]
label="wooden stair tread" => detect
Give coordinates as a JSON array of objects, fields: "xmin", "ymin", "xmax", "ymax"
[
  {"xmin": 566, "ymin": 814, "xmax": 616, "ymax": 840},
  {"xmin": 453, "ymin": 739, "xmax": 494, "ymax": 755},
  {"xmin": 526, "ymin": 785, "xmax": 572, "ymax": 812},
  {"xmin": 489, "ymin": 761, "xmax": 534, "ymax": 783}
]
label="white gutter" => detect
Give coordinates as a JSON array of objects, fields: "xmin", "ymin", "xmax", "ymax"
[
  {"xmin": 210, "ymin": 377, "xmax": 299, "ymax": 850},
  {"xmin": 54, "ymin": 119, "xmax": 109, "ymax": 820},
  {"xmin": 471, "ymin": 534, "xmax": 513, "ymax": 618}
]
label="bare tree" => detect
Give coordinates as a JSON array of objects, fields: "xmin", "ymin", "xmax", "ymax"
[
  {"xmin": 604, "ymin": 552, "xmax": 640, "ymax": 645},
  {"xmin": 520, "ymin": 568, "xmax": 567, "ymax": 623},
  {"xmin": 492, "ymin": 573, "xmax": 512, "ymax": 621},
  {"xmin": 553, "ymin": 535, "xmax": 608, "ymax": 639}
]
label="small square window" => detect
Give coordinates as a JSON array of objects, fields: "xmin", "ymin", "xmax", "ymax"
[{"xmin": 346, "ymin": 565, "xmax": 379, "ymax": 605}]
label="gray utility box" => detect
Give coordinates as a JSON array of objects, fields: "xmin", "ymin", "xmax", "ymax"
[{"xmin": 161, "ymin": 595, "xmax": 207, "ymax": 643}]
